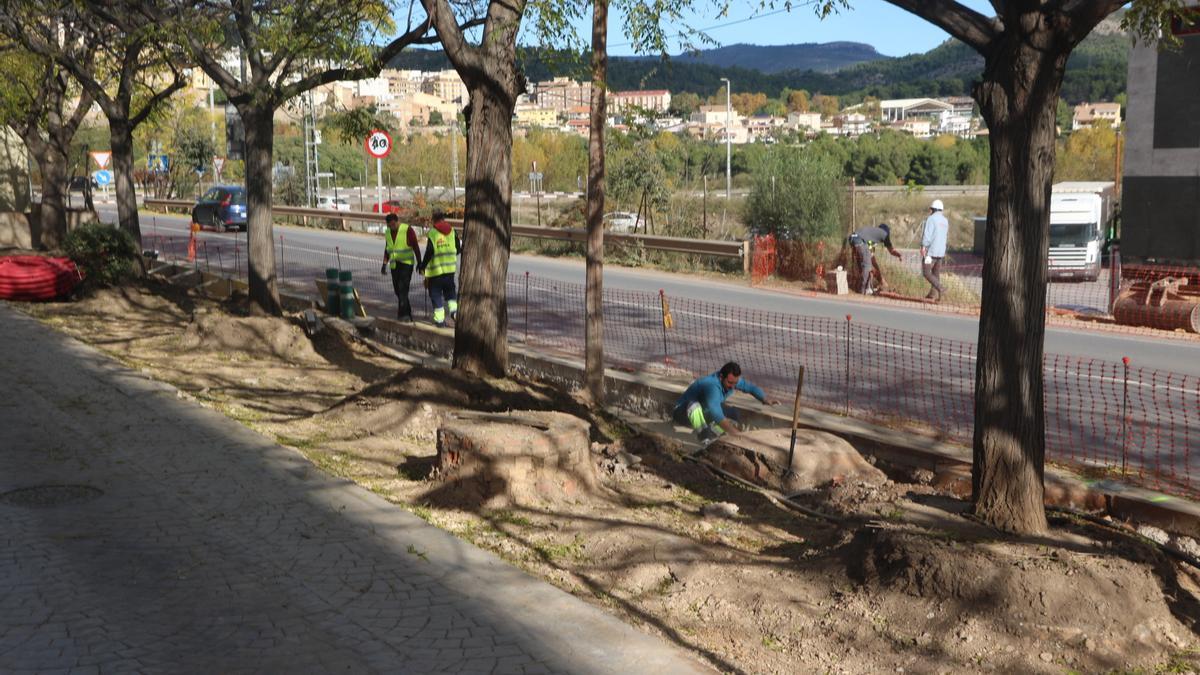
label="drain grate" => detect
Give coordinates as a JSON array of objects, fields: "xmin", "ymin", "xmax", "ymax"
[{"xmin": 0, "ymin": 485, "xmax": 103, "ymax": 508}]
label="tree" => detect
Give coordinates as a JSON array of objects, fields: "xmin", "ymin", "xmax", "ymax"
[
  {"xmin": 1055, "ymin": 98, "xmax": 1073, "ymax": 135},
  {"xmin": 423, "ymin": 0, "xmax": 704, "ymax": 377},
  {"xmin": 812, "ymin": 93, "xmax": 840, "ymax": 118},
  {"xmin": 585, "ymin": 0, "xmax": 608, "ymax": 402},
  {"xmin": 1, "ymin": 1, "xmax": 188, "ymax": 248},
  {"xmin": 427, "ymin": 109, "xmax": 444, "ymax": 126},
  {"xmin": 0, "ymin": 47, "xmax": 93, "ymax": 249},
  {"xmin": 786, "ymin": 89, "xmax": 811, "ymax": 113},
  {"xmin": 857, "ymin": 0, "xmax": 1180, "ymax": 534},
  {"xmin": 145, "ymin": 0, "xmax": 479, "ymax": 315},
  {"xmin": 743, "ymin": 147, "xmax": 841, "ymax": 240},
  {"xmin": 668, "ymin": 91, "xmax": 700, "ymax": 117}
]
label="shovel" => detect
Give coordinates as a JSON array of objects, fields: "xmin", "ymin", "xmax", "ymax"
[{"xmin": 784, "ymin": 365, "xmax": 806, "ymax": 480}]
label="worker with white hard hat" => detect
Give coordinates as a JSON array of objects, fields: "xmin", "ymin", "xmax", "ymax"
[{"xmin": 920, "ymin": 199, "xmax": 949, "ymax": 302}]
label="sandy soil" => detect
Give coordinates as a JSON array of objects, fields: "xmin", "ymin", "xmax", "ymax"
[{"xmin": 12, "ymin": 278, "xmax": 1200, "ymax": 675}]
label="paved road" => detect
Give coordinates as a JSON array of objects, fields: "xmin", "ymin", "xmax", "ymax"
[
  {"xmin": 111, "ymin": 207, "xmax": 1200, "ymax": 492},
  {"xmin": 118, "ymin": 207, "xmax": 1200, "ymax": 377},
  {"xmin": 0, "ymin": 304, "xmax": 711, "ymax": 674}
]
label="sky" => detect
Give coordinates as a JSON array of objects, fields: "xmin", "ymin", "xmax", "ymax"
[{"xmin": 582, "ymin": 0, "xmax": 996, "ymax": 59}]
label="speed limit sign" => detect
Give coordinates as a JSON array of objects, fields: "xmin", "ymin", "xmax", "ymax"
[{"xmin": 365, "ymin": 129, "xmax": 392, "ymax": 158}]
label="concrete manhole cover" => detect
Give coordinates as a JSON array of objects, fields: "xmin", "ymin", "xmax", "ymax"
[{"xmin": 0, "ymin": 485, "xmax": 103, "ymax": 508}]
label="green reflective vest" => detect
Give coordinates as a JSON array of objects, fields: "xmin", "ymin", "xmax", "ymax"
[
  {"xmin": 385, "ymin": 224, "xmax": 415, "ymax": 268},
  {"xmin": 425, "ymin": 229, "xmax": 457, "ymax": 278}
]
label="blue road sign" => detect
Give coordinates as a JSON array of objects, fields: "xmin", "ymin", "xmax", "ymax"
[
  {"xmin": 147, "ymin": 154, "xmax": 170, "ymax": 172},
  {"xmin": 93, "ymin": 170, "xmax": 112, "ymax": 186}
]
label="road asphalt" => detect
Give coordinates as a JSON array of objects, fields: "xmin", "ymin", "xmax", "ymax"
[
  {"xmin": 0, "ymin": 303, "xmax": 711, "ymax": 674},
  {"xmin": 113, "ymin": 205, "xmax": 1200, "ymax": 377}
]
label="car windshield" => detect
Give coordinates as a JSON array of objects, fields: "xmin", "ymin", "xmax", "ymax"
[
  {"xmin": 1050, "ymin": 223, "xmax": 1095, "ymax": 247},
  {"xmin": 201, "ymin": 188, "xmax": 222, "ymax": 201}
]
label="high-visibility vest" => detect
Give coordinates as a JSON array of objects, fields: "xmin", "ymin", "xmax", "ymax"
[
  {"xmin": 425, "ymin": 228, "xmax": 457, "ymax": 278},
  {"xmin": 385, "ymin": 224, "xmax": 415, "ymax": 268}
]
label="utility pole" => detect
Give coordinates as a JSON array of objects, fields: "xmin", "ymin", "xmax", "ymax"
[{"xmin": 720, "ymin": 77, "xmax": 732, "ymax": 199}]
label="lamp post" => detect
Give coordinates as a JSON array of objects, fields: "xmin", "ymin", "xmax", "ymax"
[{"xmin": 720, "ymin": 77, "xmax": 731, "ymax": 199}]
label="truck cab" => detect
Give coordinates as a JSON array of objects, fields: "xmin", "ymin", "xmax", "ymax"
[{"xmin": 1048, "ymin": 182, "xmax": 1114, "ymax": 281}]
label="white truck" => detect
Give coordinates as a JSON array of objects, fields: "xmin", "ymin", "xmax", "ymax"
[{"xmin": 1048, "ymin": 181, "xmax": 1115, "ymax": 282}]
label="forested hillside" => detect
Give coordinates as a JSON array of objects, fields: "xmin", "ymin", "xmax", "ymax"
[{"xmin": 390, "ymin": 25, "xmax": 1128, "ymax": 104}]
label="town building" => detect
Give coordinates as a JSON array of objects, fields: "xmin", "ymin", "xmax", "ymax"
[{"xmin": 1072, "ymin": 101, "xmax": 1122, "ymax": 130}]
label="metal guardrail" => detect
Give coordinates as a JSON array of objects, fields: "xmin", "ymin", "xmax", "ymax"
[{"xmin": 143, "ymin": 199, "xmax": 750, "ymax": 271}]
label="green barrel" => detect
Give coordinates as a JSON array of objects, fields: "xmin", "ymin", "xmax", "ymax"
[
  {"xmin": 339, "ymin": 270, "xmax": 355, "ymax": 319},
  {"xmin": 325, "ymin": 268, "xmax": 340, "ymax": 315}
]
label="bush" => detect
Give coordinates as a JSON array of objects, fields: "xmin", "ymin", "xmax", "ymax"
[
  {"xmin": 743, "ymin": 148, "xmax": 843, "ymax": 241},
  {"xmin": 63, "ymin": 224, "xmax": 139, "ymax": 288}
]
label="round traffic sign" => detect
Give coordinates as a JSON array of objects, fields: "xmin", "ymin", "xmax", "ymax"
[
  {"xmin": 365, "ymin": 129, "xmax": 392, "ymax": 159},
  {"xmin": 93, "ymin": 170, "xmax": 113, "ymax": 187}
]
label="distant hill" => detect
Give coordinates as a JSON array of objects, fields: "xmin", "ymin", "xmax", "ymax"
[
  {"xmin": 648, "ymin": 42, "xmax": 884, "ymax": 74},
  {"xmin": 388, "ymin": 25, "xmax": 1129, "ymax": 104}
]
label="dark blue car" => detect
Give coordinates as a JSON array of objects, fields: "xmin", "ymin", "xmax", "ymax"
[{"xmin": 191, "ymin": 185, "xmax": 247, "ymax": 232}]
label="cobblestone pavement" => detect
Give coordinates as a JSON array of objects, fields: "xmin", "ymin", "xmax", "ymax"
[{"xmin": 0, "ymin": 304, "xmax": 711, "ymax": 674}]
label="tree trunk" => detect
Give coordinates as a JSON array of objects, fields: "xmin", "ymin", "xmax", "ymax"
[
  {"xmin": 35, "ymin": 147, "xmax": 69, "ymax": 250},
  {"xmin": 240, "ymin": 106, "xmax": 282, "ymax": 315},
  {"xmin": 970, "ymin": 34, "xmax": 1070, "ymax": 535},
  {"xmin": 453, "ymin": 80, "xmax": 516, "ymax": 377},
  {"xmin": 108, "ymin": 116, "xmax": 141, "ymax": 248},
  {"xmin": 584, "ymin": 0, "xmax": 608, "ymax": 403}
]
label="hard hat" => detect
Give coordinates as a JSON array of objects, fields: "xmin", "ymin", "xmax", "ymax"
[{"xmin": 930, "ymin": 199, "xmax": 944, "ymax": 211}]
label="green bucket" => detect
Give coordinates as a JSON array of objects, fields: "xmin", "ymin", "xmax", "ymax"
[
  {"xmin": 325, "ymin": 268, "xmax": 340, "ymax": 315},
  {"xmin": 339, "ymin": 270, "xmax": 355, "ymax": 319}
]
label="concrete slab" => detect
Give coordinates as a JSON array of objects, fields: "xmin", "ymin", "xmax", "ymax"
[{"xmin": 0, "ymin": 303, "xmax": 711, "ymax": 674}]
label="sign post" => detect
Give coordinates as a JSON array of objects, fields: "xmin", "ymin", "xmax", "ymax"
[
  {"xmin": 364, "ymin": 129, "xmax": 392, "ymax": 214},
  {"xmin": 90, "ymin": 151, "xmax": 112, "ymax": 201}
]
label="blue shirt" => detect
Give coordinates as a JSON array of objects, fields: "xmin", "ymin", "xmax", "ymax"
[
  {"xmin": 921, "ymin": 212, "xmax": 949, "ymax": 258},
  {"xmin": 673, "ymin": 372, "xmax": 767, "ymax": 424}
]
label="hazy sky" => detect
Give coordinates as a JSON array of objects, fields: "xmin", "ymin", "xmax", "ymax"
[{"xmin": 591, "ymin": 0, "xmax": 996, "ymax": 58}]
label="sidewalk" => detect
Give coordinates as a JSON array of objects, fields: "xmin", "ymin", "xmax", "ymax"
[{"xmin": 0, "ymin": 304, "xmax": 711, "ymax": 674}]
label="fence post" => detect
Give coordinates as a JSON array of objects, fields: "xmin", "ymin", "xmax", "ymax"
[
  {"xmin": 844, "ymin": 314, "xmax": 852, "ymax": 416},
  {"xmin": 335, "ymin": 246, "xmax": 343, "ymax": 271},
  {"xmin": 279, "ymin": 234, "xmax": 285, "ymax": 283},
  {"xmin": 524, "ymin": 271, "xmax": 530, "ymax": 343},
  {"xmin": 203, "ymin": 241, "xmax": 210, "ymax": 272},
  {"xmin": 234, "ymin": 244, "xmax": 240, "ymax": 280},
  {"xmin": 1121, "ymin": 356, "xmax": 1130, "ymax": 475},
  {"xmin": 216, "ymin": 247, "xmax": 224, "ymax": 276},
  {"xmin": 742, "ymin": 240, "xmax": 752, "ymax": 277},
  {"xmin": 659, "ymin": 289, "xmax": 670, "ymax": 364}
]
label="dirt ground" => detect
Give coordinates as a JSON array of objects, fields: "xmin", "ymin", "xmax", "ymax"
[{"xmin": 12, "ymin": 278, "xmax": 1200, "ymax": 675}]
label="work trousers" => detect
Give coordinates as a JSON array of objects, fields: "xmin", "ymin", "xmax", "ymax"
[
  {"xmin": 427, "ymin": 274, "xmax": 458, "ymax": 324},
  {"xmin": 922, "ymin": 257, "xmax": 945, "ymax": 300},
  {"xmin": 850, "ymin": 238, "xmax": 874, "ymax": 293},
  {"xmin": 389, "ymin": 263, "xmax": 414, "ymax": 320}
]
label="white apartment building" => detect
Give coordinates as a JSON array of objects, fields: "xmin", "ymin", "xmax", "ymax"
[
  {"xmin": 423, "ymin": 70, "xmax": 467, "ymax": 104},
  {"xmin": 787, "ymin": 112, "xmax": 822, "ymax": 133},
  {"xmin": 533, "ymin": 77, "xmax": 592, "ymax": 112},
  {"xmin": 609, "ymin": 90, "xmax": 671, "ymax": 113}
]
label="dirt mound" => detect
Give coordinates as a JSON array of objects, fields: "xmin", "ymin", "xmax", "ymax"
[
  {"xmin": 317, "ymin": 365, "xmax": 599, "ymax": 443},
  {"xmin": 702, "ymin": 429, "xmax": 887, "ymax": 493},
  {"xmin": 848, "ymin": 528, "xmax": 1197, "ymax": 669},
  {"xmin": 75, "ymin": 285, "xmax": 191, "ymax": 319},
  {"xmin": 179, "ymin": 311, "xmax": 324, "ymax": 364}
]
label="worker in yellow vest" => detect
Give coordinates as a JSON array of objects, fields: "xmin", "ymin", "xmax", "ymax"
[
  {"xmin": 379, "ymin": 213, "xmax": 421, "ymax": 321},
  {"xmin": 417, "ymin": 209, "xmax": 462, "ymax": 328}
]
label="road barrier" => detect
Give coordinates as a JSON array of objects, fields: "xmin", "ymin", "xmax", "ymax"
[
  {"xmin": 146, "ymin": 228, "xmax": 1200, "ymax": 501},
  {"xmin": 144, "ymin": 199, "xmax": 748, "ymax": 271}
]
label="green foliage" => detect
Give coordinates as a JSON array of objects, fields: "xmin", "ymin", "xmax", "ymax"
[
  {"xmin": 322, "ymin": 106, "xmax": 397, "ymax": 145},
  {"xmin": 743, "ymin": 147, "xmax": 842, "ymax": 240},
  {"xmin": 63, "ymin": 224, "xmax": 139, "ymax": 288},
  {"xmin": 1055, "ymin": 123, "xmax": 1119, "ymax": 181}
]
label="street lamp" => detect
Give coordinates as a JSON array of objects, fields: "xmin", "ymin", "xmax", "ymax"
[{"xmin": 720, "ymin": 77, "xmax": 731, "ymax": 199}]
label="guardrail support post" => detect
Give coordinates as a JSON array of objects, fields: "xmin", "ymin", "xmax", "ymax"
[{"xmin": 743, "ymin": 240, "xmax": 751, "ymax": 276}]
